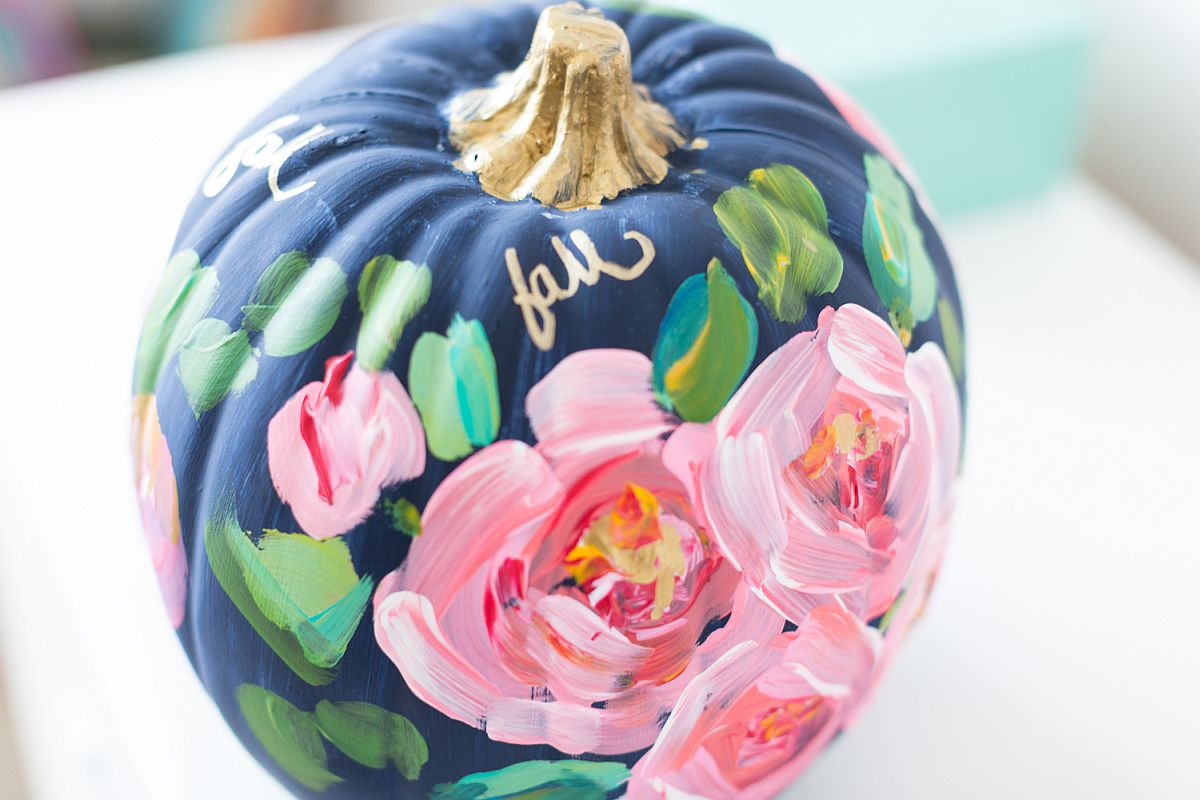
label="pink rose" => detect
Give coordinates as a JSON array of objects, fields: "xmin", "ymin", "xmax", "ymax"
[
  {"xmin": 131, "ymin": 394, "xmax": 188, "ymax": 628},
  {"xmin": 374, "ymin": 350, "xmax": 783, "ymax": 755},
  {"xmin": 267, "ymin": 351, "xmax": 425, "ymax": 539},
  {"xmin": 628, "ymin": 604, "xmax": 880, "ymax": 799},
  {"xmin": 664, "ymin": 303, "xmax": 961, "ymax": 624}
]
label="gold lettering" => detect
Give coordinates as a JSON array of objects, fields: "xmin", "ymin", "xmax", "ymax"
[
  {"xmin": 507, "ymin": 230, "xmax": 657, "ymax": 351},
  {"xmin": 203, "ymin": 115, "xmax": 330, "ymax": 202}
]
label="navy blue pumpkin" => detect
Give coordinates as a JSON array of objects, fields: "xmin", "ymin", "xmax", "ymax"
[{"xmin": 131, "ymin": 2, "xmax": 965, "ymax": 797}]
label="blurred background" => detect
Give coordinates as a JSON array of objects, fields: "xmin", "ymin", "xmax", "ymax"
[
  {"xmin": 2, "ymin": 0, "xmax": 1199, "ymax": 798},
  {"xmin": 2, "ymin": 0, "xmax": 1197, "ymax": 255}
]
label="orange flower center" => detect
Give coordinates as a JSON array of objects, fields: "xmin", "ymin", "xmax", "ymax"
[{"xmin": 565, "ymin": 483, "xmax": 688, "ymax": 622}]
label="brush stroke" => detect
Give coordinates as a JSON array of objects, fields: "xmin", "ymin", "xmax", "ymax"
[
  {"xmin": 313, "ymin": 700, "xmax": 428, "ymax": 779},
  {"xmin": 409, "ymin": 315, "xmax": 501, "ymax": 461},
  {"xmin": 381, "ymin": 496, "xmax": 422, "ymax": 537},
  {"xmin": 177, "ymin": 318, "xmax": 259, "ymax": 415},
  {"xmin": 714, "ymin": 164, "xmax": 843, "ymax": 323},
  {"xmin": 652, "ymin": 258, "xmax": 757, "ymax": 422},
  {"xmin": 206, "ymin": 508, "xmax": 375, "ymax": 684},
  {"xmin": 862, "ymin": 153, "xmax": 938, "ymax": 346},
  {"xmin": 242, "ymin": 252, "xmax": 348, "ymax": 357},
  {"xmin": 236, "ymin": 684, "xmax": 343, "ymax": 792},
  {"xmin": 355, "ymin": 255, "xmax": 431, "ymax": 372},
  {"xmin": 133, "ymin": 249, "xmax": 219, "ymax": 394},
  {"xmin": 130, "ymin": 394, "xmax": 187, "ymax": 627},
  {"xmin": 938, "ymin": 297, "xmax": 966, "ymax": 381},
  {"xmin": 432, "ymin": 759, "xmax": 631, "ymax": 800}
]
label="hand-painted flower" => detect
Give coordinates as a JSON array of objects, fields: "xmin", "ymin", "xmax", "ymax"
[
  {"xmin": 131, "ymin": 394, "xmax": 188, "ymax": 628},
  {"xmin": 664, "ymin": 303, "xmax": 961, "ymax": 624},
  {"xmin": 267, "ymin": 351, "xmax": 425, "ymax": 539},
  {"xmin": 628, "ymin": 604, "xmax": 880, "ymax": 799},
  {"xmin": 374, "ymin": 350, "xmax": 784, "ymax": 755}
]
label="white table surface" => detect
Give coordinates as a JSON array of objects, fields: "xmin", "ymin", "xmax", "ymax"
[{"xmin": 1, "ymin": 26, "xmax": 1199, "ymax": 800}]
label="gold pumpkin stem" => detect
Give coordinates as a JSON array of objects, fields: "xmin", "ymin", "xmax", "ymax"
[{"xmin": 447, "ymin": 2, "xmax": 686, "ymax": 211}]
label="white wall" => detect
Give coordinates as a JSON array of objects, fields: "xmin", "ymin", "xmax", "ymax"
[{"xmin": 1084, "ymin": 0, "xmax": 1200, "ymax": 261}]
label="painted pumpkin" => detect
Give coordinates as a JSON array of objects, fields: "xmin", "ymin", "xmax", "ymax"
[{"xmin": 131, "ymin": 2, "xmax": 966, "ymax": 797}]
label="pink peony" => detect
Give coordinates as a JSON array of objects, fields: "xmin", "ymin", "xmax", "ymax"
[
  {"xmin": 628, "ymin": 604, "xmax": 881, "ymax": 799},
  {"xmin": 373, "ymin": 350, "xmax": 784, "ymax": 755},
  {"xmin": 131, "ymin": 394, "xmax": 188, "ymax": 628},
  {"xmin": 664, "ymin": 303, "xmax": 961, "ymax": 625},
  {"xmin": 267, "ymin": 351, "xmax": 425, "ymax": 539}
]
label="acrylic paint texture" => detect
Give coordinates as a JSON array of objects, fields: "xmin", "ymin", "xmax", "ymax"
[{"xmin": 131, "ymin": 2, "xmax": 966, "ymax": 797}]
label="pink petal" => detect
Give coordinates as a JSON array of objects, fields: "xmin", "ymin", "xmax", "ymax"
[
  {"xmin": 826, "ymin": 304, "xmax": 908, "ymax": 398},
  {"xmin": 374, "ymin": 590, "xmax": 500, "ymax": 727},
  {"xmin": 661, "ymin": 422, "xmax": 716, "ymax": 511},
  {"xmin": 525, "ymin": 594, "xmax": 653, "ymax": 704},
  {"xmin": 776, "ymin": 519, "xmax": 891, "ymax": 593},
  {"xmin": 906, "ymin": 343, "xmax": 963, "ymax": 509},
  {"xmin": 483, "ymin": 697, "xmax": 603, "ymax": 754},
  {"xmin": 864, "ymin": 343, "xmax": 960, "ymax": 617},
  {"xmin": 715, "ymin": 312, "xmax": 839, "ymax": 452},
  {"xmin": 757, "ymin": 605, "xmax": 880, "ymax": 700},
  {"xmin": 401, "ymin": 441, "xmax": 563, "ymax": 611},
  {"xmin": 634, "ymin": 641, "xmax": 770, "ymax": 770},
  {"xmin": 526, "ymin": 349, "xmax": 676, "ymax": 483}
]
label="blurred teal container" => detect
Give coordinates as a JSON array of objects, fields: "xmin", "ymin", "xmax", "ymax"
[{"xmin": 678, "ymin": 0, "xmax": 1093, "ymax": 216}]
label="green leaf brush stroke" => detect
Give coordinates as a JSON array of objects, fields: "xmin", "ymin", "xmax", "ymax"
[
  {"xmin": 432, "ymin": 759, "xmax": 631, "ymax": 800},
  {"xmin": 177, "ymin": 318, "xmax": 259, "ymax": 416},
  {"xmin": 205, "ymin": 510, "xmax": 374, "ymax": 684},
  {"xmin": 409, "ymin": 315, "xmax": 501, "ymax": 461},
  {"xmin": 652, "ymin": 258, "xmax": 758, "ymax": 422},
  {"xmin": 356, "ymin": 255, "xmax": 432, "ymax": 372},
  {"xmin": 313, "ymin": 700, "xmax": 429, "ymax": 779},
  {"xmin": 862, "ymin": 153, "xmax": 938, "ymax": 346},
  {"xmin": 938, "ymin": 297, "xmax": 966, "ymax": 381},
  {"xmin": 242, "ymin": 252, "xmax": 348, "ymax": 357},
  {"xmin": 236, "ymin": 684, "xmax": 343, "ymax": 792},
  {"xmin": 714, "ymin": 163, "xmax": 843, "ymax": 323},
  {"xmin": 382, "ymin": 496, "xmax": 422, "ymax": 537},
  {"xmin": 133, "ymin": 249, "xmax": 219, "ymax": 394}
]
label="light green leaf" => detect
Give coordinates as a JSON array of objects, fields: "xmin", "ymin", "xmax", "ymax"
[
  {"xmin": 314, "ymin": 700, "xmax": 429, "ymax": 780},
  {"xmin": 205, "ymin": 510, "xmax": 374, "ymax": 684},
  {"xmin": 133, "ymin": 250, "xmax": 219, "ymax": 393},
  {"xmin": 862, "ymin": 154, "xmax": 939, "ymax": 346},
  {"xmin": 715, "ymin": 164, "xmax": 843, "ymax": 323},
  {"xmin": 409, "ymin": 315, "xmax": 500, "ymax": 461},
  {"xmin": 652, "ymin": 259, "xmax": 758, "ymax": 422},
  {"xmin": 356, "ymin": 256, "xmax": 431, "ymax": 372},
  {"xmin": 236, "ymin": 685, "xmax": 342, "ymax": 792},
  {"xmin": 242, "ymin": 252, "xmax": 348, "ymax": 357},
  {"xmin": 177, "ymin": 318, "xmax": 258, "ymax": 415},
  {"xmin": 431, "ymin": 760, "xmax": 631, "ymax": 800},
  {"xmin": 938, "ymin": 297, "xmax": 966, "ymax": 381}
]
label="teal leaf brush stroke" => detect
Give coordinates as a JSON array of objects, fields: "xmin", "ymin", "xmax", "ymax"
[
  {"xmin": 432, "ymin": 759, "xmax": 631, "ymax": 800},
  {"xmin": 205, "ymin": 509, "xmax": 374, "ymax": 684},
  {"xmin": 409, "ymin": 315, "xmax": 501, "ymax": 461}
]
